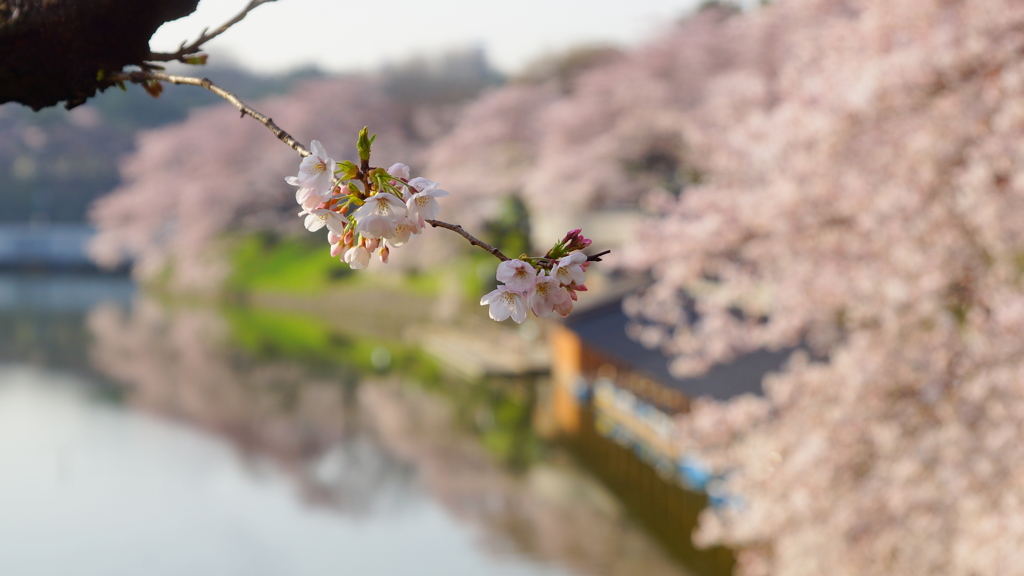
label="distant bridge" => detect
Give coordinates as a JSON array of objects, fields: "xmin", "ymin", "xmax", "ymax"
[{"xmin": 0, "ymin": 223, "xmax": 100, "ymax": 268}]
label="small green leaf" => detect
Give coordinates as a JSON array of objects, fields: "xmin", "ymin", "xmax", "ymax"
[
  {"xmin": 335, "ymin": 160, "xmax": 358, "ymax": 179},
  {"xmin": 356, "ymin": 127, "xmax": 373, "ymax": 161}
]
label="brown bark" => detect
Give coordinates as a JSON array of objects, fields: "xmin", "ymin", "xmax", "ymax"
[{"xmin": 0, "ymin": 0, "xmax": 200, "ymax": 110}]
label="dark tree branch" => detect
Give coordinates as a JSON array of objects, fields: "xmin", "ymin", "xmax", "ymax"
[
  {"xmin": 147, "ymin": 0, "xmax": 278, "ymax": 63},
  {"xmin": 425, "ymin": 220, "xmax": 510, "ymax": 262},
  {"xmin": 108, "ymin": 70, "xmax": 310, "ymax": 156}
]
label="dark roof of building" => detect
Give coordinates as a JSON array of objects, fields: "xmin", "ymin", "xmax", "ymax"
[{"xmin": 564, "ymin": 296, "xmax": 790, "ymax": 401}]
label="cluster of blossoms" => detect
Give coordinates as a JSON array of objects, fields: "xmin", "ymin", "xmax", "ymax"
[
  {"xmin": 286, "ymin": 128, "xmax": 603, "ymax": 323},
  {"xmin": 286, "ymin": 128, "xmax": 448, "ymax": 269},
  {"xmin": 480, "ymin": 229, "xmax": 593, "ymax": 323}
]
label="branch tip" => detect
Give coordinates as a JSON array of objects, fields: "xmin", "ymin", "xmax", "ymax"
[{"xmin": 146, "ymin": 0, "xmax": 278, "ymax": 64}]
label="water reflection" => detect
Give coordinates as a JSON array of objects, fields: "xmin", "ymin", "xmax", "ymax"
[
  {"xmin": 0, "ymin": 366, "xmax": 568, "ymax": 576},
  {"xmin": 566, "ymin": 410, "xmax": 734, "ymax": 575},
  {"xmin": 0, "ymin": 273, "xmax": 134, "ymax": 375},
  {"xmin": 0, "ymin": 275, "xmax": 713, "ymax": 575}
]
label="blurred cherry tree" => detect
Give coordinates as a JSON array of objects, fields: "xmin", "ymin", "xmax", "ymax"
[
  {"xmin": 432, "ymin": 0, "xmax": 1024, "ymax": 573},
  {"xmin": 625, "ymin": 1, "xmax": 1024, "ymax": 575}
]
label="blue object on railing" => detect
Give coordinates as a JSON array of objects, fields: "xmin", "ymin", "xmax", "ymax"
[
  {"xmin": 707, "ymin": 491, "xmax": 731, "ymax": 509},
  {"xmin": 609, "ymin": 424, "xmax": 629, "ymax": 445},
  {"xmin": 705, "ymin": 478, "xmax": 745, "ymax": 512},
  {"xmin": 678, "ymin": 455, "xmax": 714, "ymax": 491},
  {"xmin": 573, "ymin": 376, "xmax": 593, "ymax": 403}
]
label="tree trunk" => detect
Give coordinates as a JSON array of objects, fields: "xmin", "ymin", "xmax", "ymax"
[{"xmin": 0, "ymin": 0, "xmax": 199, "ymax": 110}]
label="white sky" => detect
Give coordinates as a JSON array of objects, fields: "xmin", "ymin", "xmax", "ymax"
[{"xmin": 150, "ymin": 0, "xmax": 710, "ymax": 75}]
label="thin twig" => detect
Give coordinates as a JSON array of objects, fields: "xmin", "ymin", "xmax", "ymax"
[
  {"xmin": 425, "ymin": 220, "xmax": 509, "ymax": 262},
  {"xmin": 147, "ymin": 0, "xmax": 278, "ymax": 63},
  {"xmin": 107, "ymin": 71, "xmax": 309, "ymax": 156}
]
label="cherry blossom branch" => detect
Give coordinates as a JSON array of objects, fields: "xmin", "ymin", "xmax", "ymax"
[
  {"xmin": 425, "ymin": 220, "xmax": 510, "ymax": 262},
  {"xmin": 107, "ymin": 70, "xmax": 309, "ymax": 156},
  {"xmin": 108, "ymin": 71, "xmax": 565, "ymax": 265},
  {"xmin": 146, "ymin": 0, "xmax": 278, "ymax": 63}
]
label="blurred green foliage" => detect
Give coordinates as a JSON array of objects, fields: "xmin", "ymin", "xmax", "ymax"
[
  {"xmin": 225, "ymin": 304, "xmax": 443, "ymax": 384},
  {"xmin": 475, "ymin": 381, "xmax": 544, "ymax": 469},
  {"xmin": 227, "ymin": 231, "xmax": 505, "ymax": 303},
  {"xmin": 483, "ymin": 195, "xmax": 532, "ymax": 257},
  {"xmin": 228, "ymin": 233, "xmax": 350, "ymax": 294}
]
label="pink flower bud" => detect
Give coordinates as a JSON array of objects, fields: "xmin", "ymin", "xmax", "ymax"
[{"xmin": 379, "ymin": 246, "xmax": 390, "ymax": 263}]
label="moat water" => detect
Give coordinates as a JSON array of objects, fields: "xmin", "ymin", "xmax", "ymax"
[{"xmin": 0, "ymin": 272, "xmax": 732, "ymax": 576}]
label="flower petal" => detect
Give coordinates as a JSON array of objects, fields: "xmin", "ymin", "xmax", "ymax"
[
  {"xmin": 488, "ymin": 301, "xmax": 510, "ymax": 321},
  {"xmin": 310, "ymin": 140, "xmax": 326, "ymax": 159}
]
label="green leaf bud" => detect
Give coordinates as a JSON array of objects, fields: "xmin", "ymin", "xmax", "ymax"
[{"xmin": 356, "ymin": 126, "xmax": 376, "ymax": 162}]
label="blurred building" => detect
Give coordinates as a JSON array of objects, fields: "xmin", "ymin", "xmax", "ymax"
[
  {"xmin": 0, "ymin": 223, "xmax": 97, "ymax": 269},
  {"xmin": 548, "ymin": 285, "xmax": 790, "ymax": 481}
]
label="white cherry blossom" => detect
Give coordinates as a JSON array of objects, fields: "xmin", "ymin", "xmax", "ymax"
[
  {"xmin": 480, "ymin": 285, "xmax": 528, "ymax": 323},
  {"xmin": 495, "ymin": 259, "xmax": 536, "ymax": 292},
  {"xmin": 355, "ymin": 213, "xmax": 396, "ymax": 239},
  {"xmin": 553, "ymin": 292, "xmax": 574, "ymax": 317},
  {"xmin": 352, "ymin": 192, "xmax": 407, "ymax": 239},
  {"xmin": 406, "ymin": 185, "xmax": 450, "ymax": 227},
  {"xmin": 552, "ymin": 251, "xmax": 587, "ymax": 286},
  {"xmin": 387, "ymin": 162, "xmax": 411, "ymax": 181},
  {"xmin": 289, "ymin": 140, "xmax": 336, "ymax": 196},
  {"xmin": 294, "ymin": 187, "xmax": 323, "ymax": 213},
  {"xmin": 343, "ymin": 246, "xmax": 370, "ymax": 269},
  {"xmin": 303, "ymin": 208, "xmax": 346, "ymax": 235},
  {"xmin": 352, "ymin": 192, "xmax": 406, "ymax": 221},
  {"xmin": 407, "ymin": 177, "xmax": 440, "ymax": 193},
  {"xmin": 386, "ymin": 217, "xmax": 421, "ymax": 248},
  {"xmin": 528, "ymin": 274, "xmax": 572, "ymax": 317}
]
